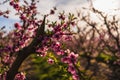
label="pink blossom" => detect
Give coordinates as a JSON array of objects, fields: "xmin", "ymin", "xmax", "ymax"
[
  {"xmin": 36, "ymin": 46, "xmax": 48, "ymax": 53},
  {"xmin": 14, "ymin": 23, "xmax": 21, "ymax": 30},
  {"xmin": 19, "ymin": 41, "xmax": 25, "ymax": 48},
  {"xmin": 51, "ymin": 42, "xmax": 61, "ymax": 52},
  {"xmin": 68, "ymin": 52, "xmax": 78, "ymax": 63},
  {"xmin": 68, "ymin": 65, "xmax": 76, "ymax": 74},
  {"xmin": 15, "ymin": 72, "xmax": 26, "ymax": 80},
  {"xmin": 72, "ymin": 74, "xmax": 79, "ymax": 80},
  {"xmin": 14, "ymin": 47, "xmax": 19, "ymax": 52},
  {"xmin": 61, "ymin": 57, "xmax": 69, "ymax": 63},
  {"xmin": 68, "ymin": 52, "xmax": 78, "ymax": 59},
  {"xmin": 13, "ymin": 4, "xmax": 20, "ymax": 10},
  {"xmin": 40, "ymin": 52, "xmax": 47, "ymax": 57},
  {"xmin": 47, "ymin": 58, "xmax": 54, "ymax": 64},
  {"xmin": 2, "ymin": 55, "xmax": 11, "ymax": 64},
  {"xmin": 65, "ymin": 49, "xmax": 71, "ymax": 53},
  {"xmin": 20, "ymin": 15, "xmax": 26, "ymax": 20},
  {"xmin": 56, "ymin": 51, "xmax": 64, "ymax": 55},
  {"xmin": 9, "ymin": 1, "xmax": 14, "ymax": 6}
]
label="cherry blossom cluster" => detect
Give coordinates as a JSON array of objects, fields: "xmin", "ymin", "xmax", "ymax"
[
  {"xmin": 61, "ymin": 49, "xmax": 79, "ymax": 80},
  {"xmin": 9, "ymin": 0, "xmax": 41, "ymax": 52},
  {"xmin": 0, "ymin": 0, "xmax": 79, "ymax": 80}
]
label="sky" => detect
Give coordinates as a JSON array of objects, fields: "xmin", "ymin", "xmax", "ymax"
[
  {"xmin": 93, "ymin": 0, "xmax": 120, "ymax": 14},
  {"xmin": 0, "ymin": 0, "xmax": 120, "ymax": 32}
]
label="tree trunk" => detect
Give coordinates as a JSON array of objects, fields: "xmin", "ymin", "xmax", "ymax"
[
  {"xmin": 6, "ymin": 16, "xmax": 46, "ymax": 80},
  {"xmin": 6, "ymin": 47, "xmax": 32, "ymax": 80}
]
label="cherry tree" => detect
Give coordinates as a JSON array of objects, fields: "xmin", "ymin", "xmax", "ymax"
[
  {"xmin": 1, "ymin": 0, "xmax": 120, "ymax": 80},
  {"xmin": 0, "ymin": 0, "xmax": 82, "ymax": 80}
]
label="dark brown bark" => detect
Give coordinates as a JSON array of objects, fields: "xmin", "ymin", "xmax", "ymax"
[
  {"xmin": 6, "ymin": 47, "xmax": 33, "ymax": 80},
  {"xmin": 6, "ymin": 54, "xmax": 29, "ymax": 80},
  {"xmin": 6, "ymin": 16, "xmax": 46, "ymax": 80}
]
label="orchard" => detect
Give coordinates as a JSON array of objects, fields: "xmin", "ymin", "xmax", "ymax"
[{"xmin": 0, "ymin": 0, "xmax": 120, "ymax": 80}]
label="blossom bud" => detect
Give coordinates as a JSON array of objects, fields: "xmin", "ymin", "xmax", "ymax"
[{"xmin": 14, "ymin": 23, "xmax": 21, "ymax": 30}]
